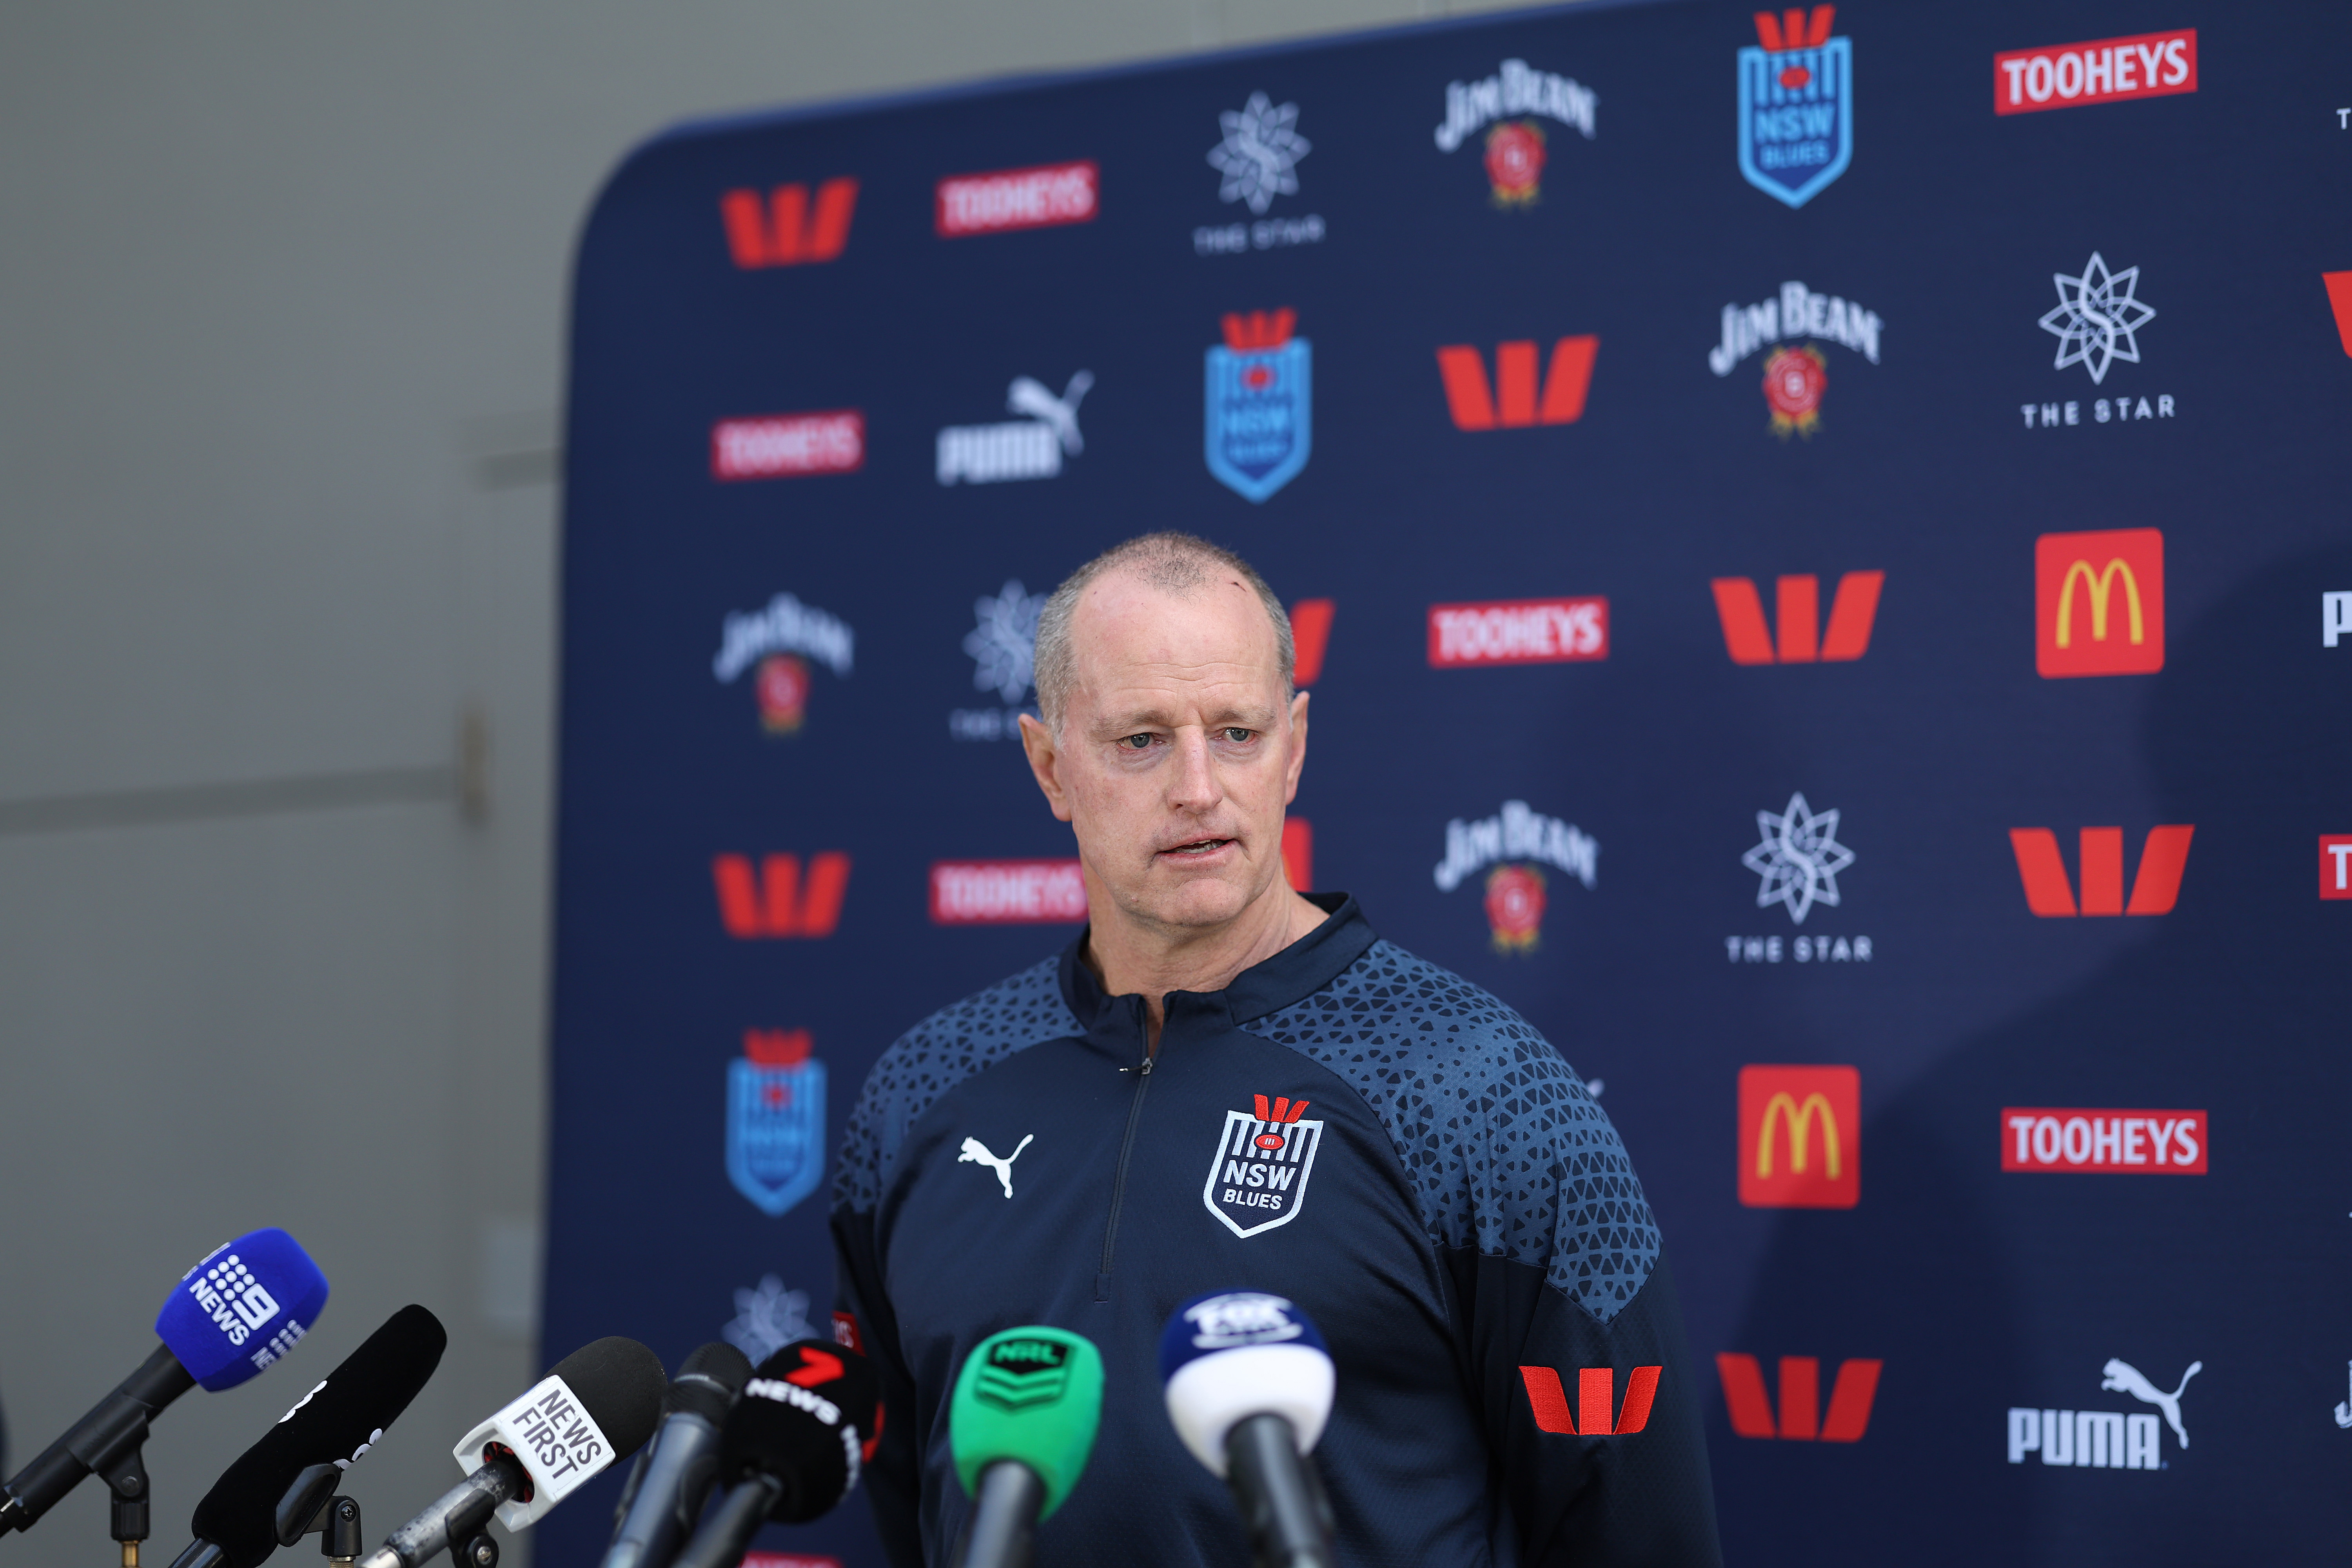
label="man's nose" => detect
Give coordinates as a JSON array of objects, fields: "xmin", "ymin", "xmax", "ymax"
[{"xmin": 1164, "ymin": 727, "xmax": 1224, "ymax": 812}]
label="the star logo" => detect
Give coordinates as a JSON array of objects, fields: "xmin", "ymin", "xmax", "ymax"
[
  {"xmin": 1207, "ymin": 92, "xmax": 1310, "ymax": 215},
  {"xmin": 2038, "ymin": 252, "xmax": 2157, "ymax": 385},
  {"xmin": 1742, "ymin": 792, "xmax": 1855, "ymax": 925},
  {"xmin": 962, "ymin": 579, "xmax": 1046, "ymax": 704}
]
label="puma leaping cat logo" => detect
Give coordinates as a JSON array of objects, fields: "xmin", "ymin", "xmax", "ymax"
[
  {"xmin": 1005, "ymin": 372, "xmax": 1093, "ymax": 456},
  {"xmin": 2102, "ymin": 1358, "xmax": 2201, "ymax": 1449},
  {"xmin": 958, "ymin": 1134, "xmax": 1035, "ymax": 1198}
]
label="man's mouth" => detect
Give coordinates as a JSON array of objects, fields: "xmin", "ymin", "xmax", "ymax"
[{"xmin": 1158, "ymin": 837, "xmax": 1235, "ymax": 860}]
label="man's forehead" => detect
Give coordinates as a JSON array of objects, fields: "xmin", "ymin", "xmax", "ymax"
[{"xmin": 1071, "ymin": 568, "xmax": 1276, "ymax": 666}]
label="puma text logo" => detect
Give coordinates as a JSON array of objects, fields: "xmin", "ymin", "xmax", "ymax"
[
  {"xmin": 958, "ymin": 1134, "xmax": 1034, "ymax": 1198},
  {"xmin": 2101, "ymin": 1357, "xmax": 2200, "ymax": 1448}
]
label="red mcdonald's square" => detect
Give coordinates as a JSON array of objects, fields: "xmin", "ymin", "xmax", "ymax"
[
  {"xmin": 2035, "ymin": 528, "xmax": 2164, "ymax": 678},
  {"xmin": 1738, "ymin": 1065, "xmax": 1859, "ymax": 1208}
]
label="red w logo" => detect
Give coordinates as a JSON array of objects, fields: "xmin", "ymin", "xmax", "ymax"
[
  {"xmin": 713, "ymin": 853, "xmax": 853, "ymax": 937},
  {"xmin": 1753, "ymin": 6, "xmax": 1835, "ymax": 52},
  {"xmin": 720, "ymin": 179, "xmax": 859, "ymax": 268},
  {"xmin": 1717, "ymin": 1353, "xmax": 1880, "ymax": 1441},
  {"xmin": 1252, "ymin": 1095, "xmax": 1310, "ymax": 1124},
  {"xmin": 1223, "ymin": 309, "xmax": 1296, "ymax": 350},
  {"xmin": 1519, "ymin": 1365, "xmax": 1661, "ymax": 1436},
  {"xmin": 1436, "ymin": 337, "xmax": 1598, "ymax": 430},
  {"xmin": 2008, "ymin": 826, "xmax": 2194, "ymax": 917},
  {"xmin": 1711, "ymin": 572, "xmax": 1883, "ymax": 664}
]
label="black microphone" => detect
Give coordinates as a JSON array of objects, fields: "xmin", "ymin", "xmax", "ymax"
[
  {"xmin": 668, "ymin": 1340, "xmax": 877, "ymax": 1568},
  {"xmin": 599, "ymin": 1342, "xmax": 754, "ymax": 1568},
  {"xmin": 163, "ymin": 1306, "xmax": 448, "ymax": 1568},
  {"xmin": 0, "ymin": 1229, "xmax": 332, "ymax": 1536},
  {"xmin": 358, "ymin": 1337, "xmax": 665, "ymax": 1568}
]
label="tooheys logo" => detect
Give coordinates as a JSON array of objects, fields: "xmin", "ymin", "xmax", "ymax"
[
  {"xmin": 2007, "ymin": 826, "xmax": 2193, "ymax": 917},
  {"xmin": 930, "ymin": 860, "xmax": 1086, "ymax": 924},
  {"xmin": 1738, "ymin": 1065, "xmax": 1858, "ymax": 1209},
  {"xmin": 1428, "ymin": 597, "xmax": 1607, "ymax": 667},
  {"xmin": 1711, "ymin": 572, "xmax": 1882, "ymax": 664},
  {"xmin": 2036, "ymin": 529, "xmax": 2163, "ymax": 677},
  {"xmin": 1519, "ymin": 1365, "xmax": 1661, "ymax": 1436},
  {"xmin": 711, "ymin": 412, "xmax": 864, "ymax": 480},
  {"xmin": 1717, "ymin": 1354, "xmax": 1882, "ymax": 1441},
  {"xmin": 974, "ymin": 1338, "xmax": 1070, "ymax": 1411},
  {"xmin": 713, "ymin": 853, "xmax": 853, "ymax": 938},
  {"xmin": 721, "ymin": 179, "xmax": 858, "ymax": 269},
  {"xmin": 936, "ymin": 161, "xmax": 1098, "ymax": 237},
  {"xmin": 1994, "ymin": 30, "xmax": 2195, "ymax": 115},
  {"xmin": 1203, "ymin": 1095, "xmax": 1325, "ymax": 1238},
  {"xmin": 2002, "ymin": 1109, "xmax": 2206, "ymax": 1174},
  {"xmin": 1435, "ymin": 336, "xmax": 1597, "ymax": 430}
]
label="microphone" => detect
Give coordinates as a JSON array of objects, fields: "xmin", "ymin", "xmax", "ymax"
[
  {"xmin": 667, "ymin": 1340, "xmax": 878, "ymax": 1568},
  {"xmin": 164, "ymin": 1305, "xmax": 448, "ymax": 1568},
  {"xmin": 1158, "ymin": 1292, "xmax": 1336, "ymax": 1568},
  {"xmin": 359, "ymin": 1337, "xmax": 666, "ymax": 1568},
  {"xmin": 599, "ymin": 1341, "xmax": 755, "ymax": 1568},
  {"xmin": 946, "ymin": 1328, "xmax": 1103, "ymax": 1568},
  {"xmin": 0, "ymin": 1229, "xmax": 332, "ymax": 1536}
]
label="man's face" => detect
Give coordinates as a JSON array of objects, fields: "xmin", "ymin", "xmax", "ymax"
[{"xmin": 1020, "ymin": 569, "xmax": 1307, "ymax": 935}]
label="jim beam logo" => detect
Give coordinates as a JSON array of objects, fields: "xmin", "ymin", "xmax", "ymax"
[{"xmin": 1203, "ymin": 1094, "xmax": 1325, "ymax": 1238}]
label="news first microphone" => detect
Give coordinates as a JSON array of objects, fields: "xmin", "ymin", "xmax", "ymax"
[
  {"xmin": 164, "ymin": 1305, "xmax": 448, "ymax": 1568},
  {"xmin": 599, "ymin": 1341, "xmax": 755, "ymax": 1568},
  {"xmin": 1158, "ymin": 1292, "xmax": 1337, "ymax": 1568},
  {"xmin": 359, "ymin": 1337, "xmax": 666, "ymax": 1568},
  {"xmin": 946, "ymin": 1328, "xmax": 1103, "ymax": 1568},
  {"xmin": 0, "ymin": 1229, "xmax": 332, "ymax": 1537},
  {"xmin": 667, "ymin": 1340, "xmax": 878, "ymax": 1568}
]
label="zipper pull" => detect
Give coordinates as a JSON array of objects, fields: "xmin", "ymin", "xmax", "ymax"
[{"xmin": 1137, "ymin": 1056, "xmax": 1154, "ymax": 1076}]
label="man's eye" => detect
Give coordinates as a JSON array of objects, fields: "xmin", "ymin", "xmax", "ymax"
[
  {"xmin": 1122, "ymin": 734, "xmax": 1153, "ymax": 749},
  {"xmin": 1223, "ymin": 728, "xmax": 1254, "ymax": 743}
]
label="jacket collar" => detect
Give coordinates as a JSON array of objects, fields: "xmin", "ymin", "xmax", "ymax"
[{"xmin": 1058, "ymin": 892, "xmax": 1374, "ymax": 1043}]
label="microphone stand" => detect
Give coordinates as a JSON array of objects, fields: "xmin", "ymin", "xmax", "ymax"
[{"xmin": 106, "ymin": 1441, "xmax": 150, "ymax": 1568}]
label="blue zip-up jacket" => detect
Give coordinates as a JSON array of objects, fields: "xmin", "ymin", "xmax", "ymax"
[{"xmin": 831, "ymin": 895, "xmax": 1720, "ymax": 1566}]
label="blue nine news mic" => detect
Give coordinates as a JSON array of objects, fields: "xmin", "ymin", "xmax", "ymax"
[
  {"xmin": 1159, "ymin": 1292, "xmax": 1338, "ymax": 1568},
  {"xmin": 0, "ymin": 1229, "xmax": 332, "ymax": 1536}
]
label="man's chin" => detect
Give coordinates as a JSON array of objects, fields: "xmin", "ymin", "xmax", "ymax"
[{"xmin": 1120, "ymin": 869, "xmax": 1265, "ymax": 931}]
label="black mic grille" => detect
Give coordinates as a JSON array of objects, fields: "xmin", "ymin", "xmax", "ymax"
[
  {"xmin": 664, "ymin": 1343, "xmax": 753, "ymax": 1426},
  {"xmin": 548, "ymin": 1338, "xmax": 667, "ymax": 1463}
]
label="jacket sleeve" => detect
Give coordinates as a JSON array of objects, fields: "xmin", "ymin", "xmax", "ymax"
[{"xmin": 831, "ymin": 1203, "xmax": 924, "ymax": 1568}]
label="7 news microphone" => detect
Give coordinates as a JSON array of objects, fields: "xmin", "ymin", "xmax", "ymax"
[
  {"xmin": 946, "ymin": 1328, "xmax": 1103, "ymax": 1568},
  {"xmin": 359, "ymin": 1336, "xmax": 666, "ymax": 1568},
  {"xmin": 668, "ymin": 1339, "xmax": 878, "ymax": 1568},
  {"xmin": 1159, "ymin": 1292, "xmax": 1337, "ymax": 1568},
  {"xmin": 164, "ymin": 1305, "xmax": 448, "ymax": 1568},
  {"xmin": 599, "ymin": 1341, "xmax": 754, "ymax": 1568},
  {"xmin": 0, "ymin": 1229, "xmax": 332, "ymax": 1537}
]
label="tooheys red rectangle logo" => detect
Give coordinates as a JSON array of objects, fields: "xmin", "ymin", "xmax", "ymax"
[
  {"xmin": 711, "ymin": 412, "xmax": 864, "ymax": 479},
  {"xmin": 2002, "ymin": 1109, "xmax": 2207, "ymax": 1173},
  {"xmin": 935, "ymin": 161, "xmax": 1099, "ymax": 236},
  {"xmin": 1429, "ymin": 597, "xmax": 1608, "ymax": 667},
  {"xmin": 1994, "ymin": 31, "xmax": 2195, "ymax": 114},
  {"xmin": 930, "ymin": 860, "xmax": 1086, "ymax": 924}
]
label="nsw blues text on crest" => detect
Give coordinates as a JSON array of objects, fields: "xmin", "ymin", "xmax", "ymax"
[
  {"xmin": 727, "ymin": 1052, "xmax": 826, "ymax": 1217},
  {"xmin": 1203, "ymin": 1100, "xmax": 1324, "ymax": 1238},
  {"xmin": 1204, "ymin": 310, "xmax": 1311, "ymax": 503},
  {"xmin": 1737, "ymin": 26, "xmax": 1851, "ymax": 209}
]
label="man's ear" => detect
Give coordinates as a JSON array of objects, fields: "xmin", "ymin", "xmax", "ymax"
[
  {"xmin": 1018, "ymin": 713, "xmax": 1074, "ymax": 822},
  {"xmin": 1281, "ymin": 689, "xmax": 1309, "ymax": 807}
]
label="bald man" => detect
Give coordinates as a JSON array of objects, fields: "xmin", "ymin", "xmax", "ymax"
[{"xmin": 831, "ymin": 533, "xmax": 1720, "ymax": 1567}]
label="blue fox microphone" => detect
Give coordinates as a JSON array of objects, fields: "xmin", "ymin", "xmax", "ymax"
[
  {"xmin": 1158, "ymin": 1292, "xmax": 1336, "ymax": 1568},
  {"xmin": 0, "ymin": 1229, "xmax": 332, "ymax": 1537},
  {"xmin": 599, "ymin": 1342, "xmax": 755, "ymax": 1568}
]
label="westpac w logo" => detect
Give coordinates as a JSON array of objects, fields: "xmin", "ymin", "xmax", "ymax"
[
  {"xmin": 726, "ymin": 1029, "xmax": 826, "ymax": 1217},
  {"xmin": 1519, "ymin": 1365, "xmax": 1662, "ymax": 1436},
  {"xmin": 721, "ymin": 178, "xmax": 858, "ymax": 269},
  {"xmin": 1435, "ymin": 336, "xmax": 1598, "ymax": 430},
  {"xmin": 2009, "ymin": 826, "xmax": 2194, "ymax": 917},
  {"xmin": 1711, "ymin": 571, "xmax": 1883, "ymax": 664},
  {"xmin": 1202, "ymin": 1094, "xmax": 1324, "ymax": 1237},
  {"xmin": 2036, "ymin": 528, "xmax": 2164, "ymax": 677},
  {"xmin": 1738, "ymin": 1065, "xmax": 1858, "ymax": 1208},
  {"xmin": 712, "ymin": 853, "xmax": 852, "ymax": 938},
  {"xmin": 1718, "ymin": 1353, "xmax": 1882, "ymax": 1441},
  {"xmin": 1738, "ymin": 7, "xmax": 1852, "ymax": 208}
]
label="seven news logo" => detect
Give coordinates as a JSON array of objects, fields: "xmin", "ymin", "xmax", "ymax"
[
  {"xmin": 2036, "ymin": 528, "xmax": 2162, "ymax": 677},
  {"xmin": 713, "ymin": 853, "xmax": 852, "ymax": 938},
  {"xmin": 1712, "ymin": 571, "xmax": 1882, "ymax": 664},
  {"xmin": 1994, "ymin": 30, "xmax": 2195, "ymax": 115},
  {"xmin": 1519, "ymin": 1364, "xmax": 1661, "ymax": 1436},
  {"xmin": 1428, "ymin": 597, "xmax": 1607, "ymax": 667},
  {"xmin": 2008, "ymin": 825, "xmax": 2193, "ymax": 917},
  {"xmin": 722, "ymin": 179, "xmax": 858, "ymax": 268},
  {"xmin": 1435, "ymin": 336, "xmax": 1598, "ymax": 430},
  {"xmin": 2002, "ymin": 1109, "xmax": 2206, "ymax": 1174},
  {"xmin": 936, "ymin": 161, "xmax": 1099, "ymax": 237},
  {"xmin": 1717, "ymin": 1353, "xmax": 1882, "ymax": 1441},
  {"xmin": 1738, "ymin": 1065, "xmax": 1858, "ymax": 1208}
]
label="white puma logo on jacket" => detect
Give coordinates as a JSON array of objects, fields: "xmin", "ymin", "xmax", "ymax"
[{"xmin": 958, "ymin": 1134, "xmax": 1034, "ymax": 1198}]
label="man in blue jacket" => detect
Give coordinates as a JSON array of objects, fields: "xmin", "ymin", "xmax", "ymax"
[{"xmin": 832, "ymin": 532, "xmax": 1720, "ymax": 1566}]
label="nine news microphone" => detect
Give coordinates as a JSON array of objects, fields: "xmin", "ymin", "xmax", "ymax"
[
  {"xmin": 359, "ymin": 1337, "xmax": 665, "ymax": 1568},
  {"xmin": 1159, "ymin": 1292, "xmax": 1337, "ymax": 1568},
  {"xmin": 165, "ymin": 1305, "xmax": 448, "ymax": 1568},
  {"xmin": 946, "ymin": 1328, "xmax": 1103, "ymax": 1568},
  {"xmin": 599, "ymin": 1341, "xmax": 755, "ymax": 1568},
  {"xmin": 0, "ymin": 1229, "xmax": 331, "ymax": 1537},
  {"xmin": 668, "ymin": 1340, "xmax": 877, "ymax": 1568}
]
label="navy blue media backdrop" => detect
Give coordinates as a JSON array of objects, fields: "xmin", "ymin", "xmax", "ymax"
[{"xmin": 541, "ymin": 2, "xmax": 2352, "ymax": 1562}]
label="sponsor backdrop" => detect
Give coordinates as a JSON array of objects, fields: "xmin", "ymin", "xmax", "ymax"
[{"xmin": 543, "ymin": 0, "xmax": 2352, "ymax": 1562}]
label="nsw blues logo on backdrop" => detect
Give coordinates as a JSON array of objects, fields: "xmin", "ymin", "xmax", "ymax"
[
  {"xmin": 726, "ymin": 1029, "xmax": 826, "ymax": 1216},
  {"xmin": 1203, "ymin": 1093, "xmax": 1325, "ymax": 1237},
  {"xmin": 1205, "ymin": 309, "xmax": 1311, "ymax": 502},
  {"xmin": 1737, "ymin": 7, "xmax": 1851, "ymax": 208}
]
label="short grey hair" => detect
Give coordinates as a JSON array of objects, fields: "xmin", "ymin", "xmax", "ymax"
[{"xmin": 1033, "ymin": 532, "xmax": 1294, "ymax": 733}]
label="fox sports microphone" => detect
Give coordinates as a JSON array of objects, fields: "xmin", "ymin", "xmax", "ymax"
[
  {"xmin": 599, "ymin": 1341, "xmax": 755, "ymax": 1568},
  {"xmin": 1159, "ymin": 1292, "xmax": 1337, "ymax": 1568},
  {"xmin": 0, "ymin": 1229, "xmax": 332, "ymax": 1536},
  {"xmin": 667, "ymin": 1340, "xmax": 877, "ymax": 1568},
  {"xmin": 946, "ymin": 1328, "xmax": 1103, "ymax": 1568},
  {"xmin": 359, "ymin": 1337, "xmax": 665, "ymax": 1568},
  {"xmin": 164, "ymin": 1305, "xmax": 448, "ymax": 1568}
]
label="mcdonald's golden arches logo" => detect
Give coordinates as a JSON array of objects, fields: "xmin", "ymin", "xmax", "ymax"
[
  {"xmin": 2035, "ymin": 528, "xmax": 2164, "ymax": 677},
  {"xmin": 1738, "ymin": 1065, "xmax": 1859, "ymax": 1208}
]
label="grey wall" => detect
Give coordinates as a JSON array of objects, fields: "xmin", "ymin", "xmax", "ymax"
[{"xmin": 0, "ymin": 0, "xmax": 1550, "ymax": 1562}]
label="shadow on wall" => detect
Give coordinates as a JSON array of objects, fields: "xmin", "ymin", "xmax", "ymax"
[{"xmin": 1715, "ymin": 542, "xmax": 2352, "ymax": 1567}]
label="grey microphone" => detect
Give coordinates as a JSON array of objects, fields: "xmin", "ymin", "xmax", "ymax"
[{"xmin": 599, "ymin": 1343, "xmax": 755, "ymax": 1568}]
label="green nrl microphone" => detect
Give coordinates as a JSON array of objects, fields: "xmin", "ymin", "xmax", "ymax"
[{"xmin": 947, "ymin": 1327, "xmax": 1104, "ymax": 1568}]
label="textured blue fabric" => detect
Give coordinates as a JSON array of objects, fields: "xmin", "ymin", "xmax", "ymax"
[
  {"xmin": 832, "ymin": 955, "xmax": 1076, "ymax": 1213},
  {"xmin": 1237, "ymin": 939, "xmax": 1660, "ymax": 1322}
]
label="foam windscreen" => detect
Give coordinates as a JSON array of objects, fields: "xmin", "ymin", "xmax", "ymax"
[
  {"xmin": 721, "ymin": 1340, "xmax": 878, "ymax": 1524},
  {"xmin": 547, "ymin": 1338, "xmax": 668, "ymax": 1465},
  {"xmin": 665, "ymin": 1342, "xmax": 754, "ymax": 1427},
  {"xmin": 153, "ymin": 1230, "xmax": 333, "ymax": 1392}
]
